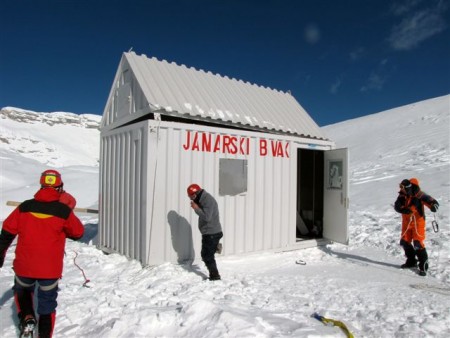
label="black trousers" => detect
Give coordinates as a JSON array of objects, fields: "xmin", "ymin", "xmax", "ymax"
[{"xmin": 201, "ymin": 232, "xmax": 223, "ymax": 274}]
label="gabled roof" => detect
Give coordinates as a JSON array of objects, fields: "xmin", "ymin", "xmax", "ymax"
[{"xmin": 102, "ymin": 52, "xmax": 327, "ymax": 140}]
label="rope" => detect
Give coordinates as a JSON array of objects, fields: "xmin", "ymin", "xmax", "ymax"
[
  {"xmin": 73, "ymin": 251, "xmax": 91, "ymax": 287},
  {"xmin": 400, "ymin": 214, "xmax": 414, "ymax": 238},
  {"xmin": 400, "ymin": 214, "xmax": 425, "ymax": 240},
  {"xmin": 412, "ymin": 214, "xmax": 424, "ymax": 239}
]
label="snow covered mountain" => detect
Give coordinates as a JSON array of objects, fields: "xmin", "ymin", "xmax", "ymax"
[
  {"xmin": 0, "ymin": 95, "xmax": 449, "ymax": 337},
  {"xmin": 0, "ymin": 107, "xmax": 101, "ymax": 215},
  {"xmin": 0, "ymin": 106, "xmax": 100, "ymax": 166},
  {"xmin": 0, "ymin": 107, "xmax": 100, "ymax": 128}
]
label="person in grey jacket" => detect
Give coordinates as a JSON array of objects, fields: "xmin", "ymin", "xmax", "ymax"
[{"xmin": 187, "ymin": 184, "xmax": 223, "ymax": 280}]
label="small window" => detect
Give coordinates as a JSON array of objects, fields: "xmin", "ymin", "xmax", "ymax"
[
  {"xmin": 219, "ymin": 159, "xmax": 248, "ymax": 196},
  {"xmin": 116, "ymin": 83, "xmax": 131, "ymax": 116}
]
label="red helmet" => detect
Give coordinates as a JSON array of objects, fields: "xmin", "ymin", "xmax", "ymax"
[
  {"xmin": 409, "ymin": 178, "xmax": 420, "ymax": 187},
  {"xmin": 187, "ymin": 184, "xmax": 201, "ymax": 197},
  {"xmin": 40, "ymin": 169, "xmax": 63, "ymax": 187}
]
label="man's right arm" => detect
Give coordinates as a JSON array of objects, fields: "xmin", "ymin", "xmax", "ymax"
[
  {"xmin": 64, "ymin": 213, "xmax": 85, "ymax": 240},
  {"xmin": 394, "ymin": 195, "xmax": 411, "ymax": 214}
]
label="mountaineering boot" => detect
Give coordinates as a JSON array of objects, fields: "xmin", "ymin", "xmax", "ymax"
[
  {"xmin": 19, "ymin": 314, "xmax": 36, "ymax": 338},
  {"xmin": 416, "ymin": 248, "xmax": 429, "ymax": 277},
  {"xmin": 15, "ymin": 288, "xmax": 36, "ymax": 337},
  {"xmin": 401, "ymin": 258, "xmax": 417, "ymax": 269},
  {"xmin": 208, "ymin": 272, "xmax": 221, "ymax": 281},
  {"xmin": 207, "ymin": 266, "xmax": 221, "ymax": 281},
  {"xmin": 400, "ymin": 240, "xmax": 417, "ymax": 268}
]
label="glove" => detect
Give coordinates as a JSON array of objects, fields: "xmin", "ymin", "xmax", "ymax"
[
  {"xmin": 402, "ymin": 208, "xmax": 412, "ymax": 215},
  {"xmin": 60, "ymin": 192, "xmax": 77, "ymax": 209},
  {"xmin": 0, "ymin": 230, "xmax": 16, "ymax": 267},
  {"xmin": 430, "ymin": 202, "xmax": 439, "ymax": 212},
  {"xmin": 0, "ymin": 251, "xmax": 6, "ymax": 268}
]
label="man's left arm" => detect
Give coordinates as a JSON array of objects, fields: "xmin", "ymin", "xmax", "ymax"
[{"xmin": 421, "ymin": 193, "xmax": 439, "ymax": 212}]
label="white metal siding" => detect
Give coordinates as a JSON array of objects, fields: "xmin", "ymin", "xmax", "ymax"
[
  {"xmin": 99, "ymin": 120, "xmax": 302, "ymax": 266},
  {"xmin": 149, "ymin": 121, "xmax": 297, "ymax": 264}
]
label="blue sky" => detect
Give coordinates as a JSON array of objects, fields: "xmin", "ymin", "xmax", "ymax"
[{"xmin": 0, "ymin": 0, "xmax": 448, "ymax": 126}]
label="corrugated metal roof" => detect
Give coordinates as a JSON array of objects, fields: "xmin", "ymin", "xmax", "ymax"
[{"xmin": 121, "ymin": 52, "xmax": 327, "ymax": 140}]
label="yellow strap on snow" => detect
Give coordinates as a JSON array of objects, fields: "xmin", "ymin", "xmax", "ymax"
[
  {"xmin": 313, "ymin": 313, "xmax": 354, "ymax": 338},
  {"xmin": 322, "ymin": 317, "xmax": 354, "ymax": 338}
]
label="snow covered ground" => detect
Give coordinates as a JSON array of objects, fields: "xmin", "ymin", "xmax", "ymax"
[{"xmin": 0, "ymin": 95, "xmax": 449, "ymax": 337}]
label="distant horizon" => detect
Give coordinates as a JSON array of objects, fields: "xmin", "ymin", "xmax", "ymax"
[
  {"xmin": 2, "ymin": 93, "xmax": 447, "ymax": 128},
  {"xmin": 1, "ymin": 0, "xmax": 449, "ymax": 126}
]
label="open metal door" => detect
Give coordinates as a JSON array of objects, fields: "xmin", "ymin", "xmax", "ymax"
[{"xmin": 323, "ymin": 148, "xmax": 349, "ymax": 244}]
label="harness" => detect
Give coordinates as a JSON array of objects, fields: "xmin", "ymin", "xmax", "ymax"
[{"xmin": 401, "ymin": 213, "xmax": 424, "ymax": 239}]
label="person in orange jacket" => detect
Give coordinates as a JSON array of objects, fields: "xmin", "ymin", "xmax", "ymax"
[
  {"xmin": 394, "ymin": 178, "xmax": 439, "ymax": 276},
  {"xmin": 0, "ymin": 170, "xmax": 84, "ymax": 337}
]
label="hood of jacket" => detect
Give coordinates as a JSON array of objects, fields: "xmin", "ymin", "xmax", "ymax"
[{"xmin": 34, "ymin": 188, "xmax": 61, "ymax": 202}]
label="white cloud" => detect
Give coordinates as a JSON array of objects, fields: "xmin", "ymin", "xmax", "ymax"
[
  {"xmin": 349, "ymin": 47, "xmax": 365, "ymax": 61},
  {"xmin": 390, "ymin": 0, "xmax": 424, "ymax": 16},
  {"xmin": 360, "ymin": 72, "xmax": 387, "ymax": 92},
  {"xmin": 330, "ymin": 77, "xmax": 342, "ymax": 94},
  {"xmin": 388, "ymin": 2, "xmax": 447, "ymax": 50},
  {"xmin": 360, "ymin": 59, "xmax": 390, "ymax": 92},
  {"xmin": 304, "ymin": 24, "xmax": 321, "ymax": 44}
]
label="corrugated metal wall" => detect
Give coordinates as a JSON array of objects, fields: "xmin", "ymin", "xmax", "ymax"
[
  {"xmin": 99, "ymin": 122, "xmax": 150, "ymax": 263},
  {"xmin": 99, "ymin": 120, "xmax": 298, "ymax": 266}
]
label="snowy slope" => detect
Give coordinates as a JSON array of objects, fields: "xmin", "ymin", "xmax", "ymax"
[
  {"xmin": 323, "ymin": 95, "xmax": 450, "ymax": 285},
  {"xmin": 323, "ymin": 95, "xmax": 449, "ymax": 209},
  {"xmin": 0, "ymin": 96, "xmax": 449, "ymax": 338}
]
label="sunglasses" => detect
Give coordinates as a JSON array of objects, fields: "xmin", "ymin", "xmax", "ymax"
[{"xmin": 399, "ymin": 183, "xmax": 411, "ymax": 190}]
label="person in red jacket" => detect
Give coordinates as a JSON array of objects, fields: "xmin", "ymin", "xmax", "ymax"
[
  {"xmin": 0, "ymin": 170, "xmax": 84, "ymax": 338},
  {"xmin": 394, "ymin": 178, "xmax": 439, "ymax": 276}
]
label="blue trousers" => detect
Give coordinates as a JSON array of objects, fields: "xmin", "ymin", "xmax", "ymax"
[{"xmin": 13, "ymin": 275, "xmax": 59, "ymax": 316}]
